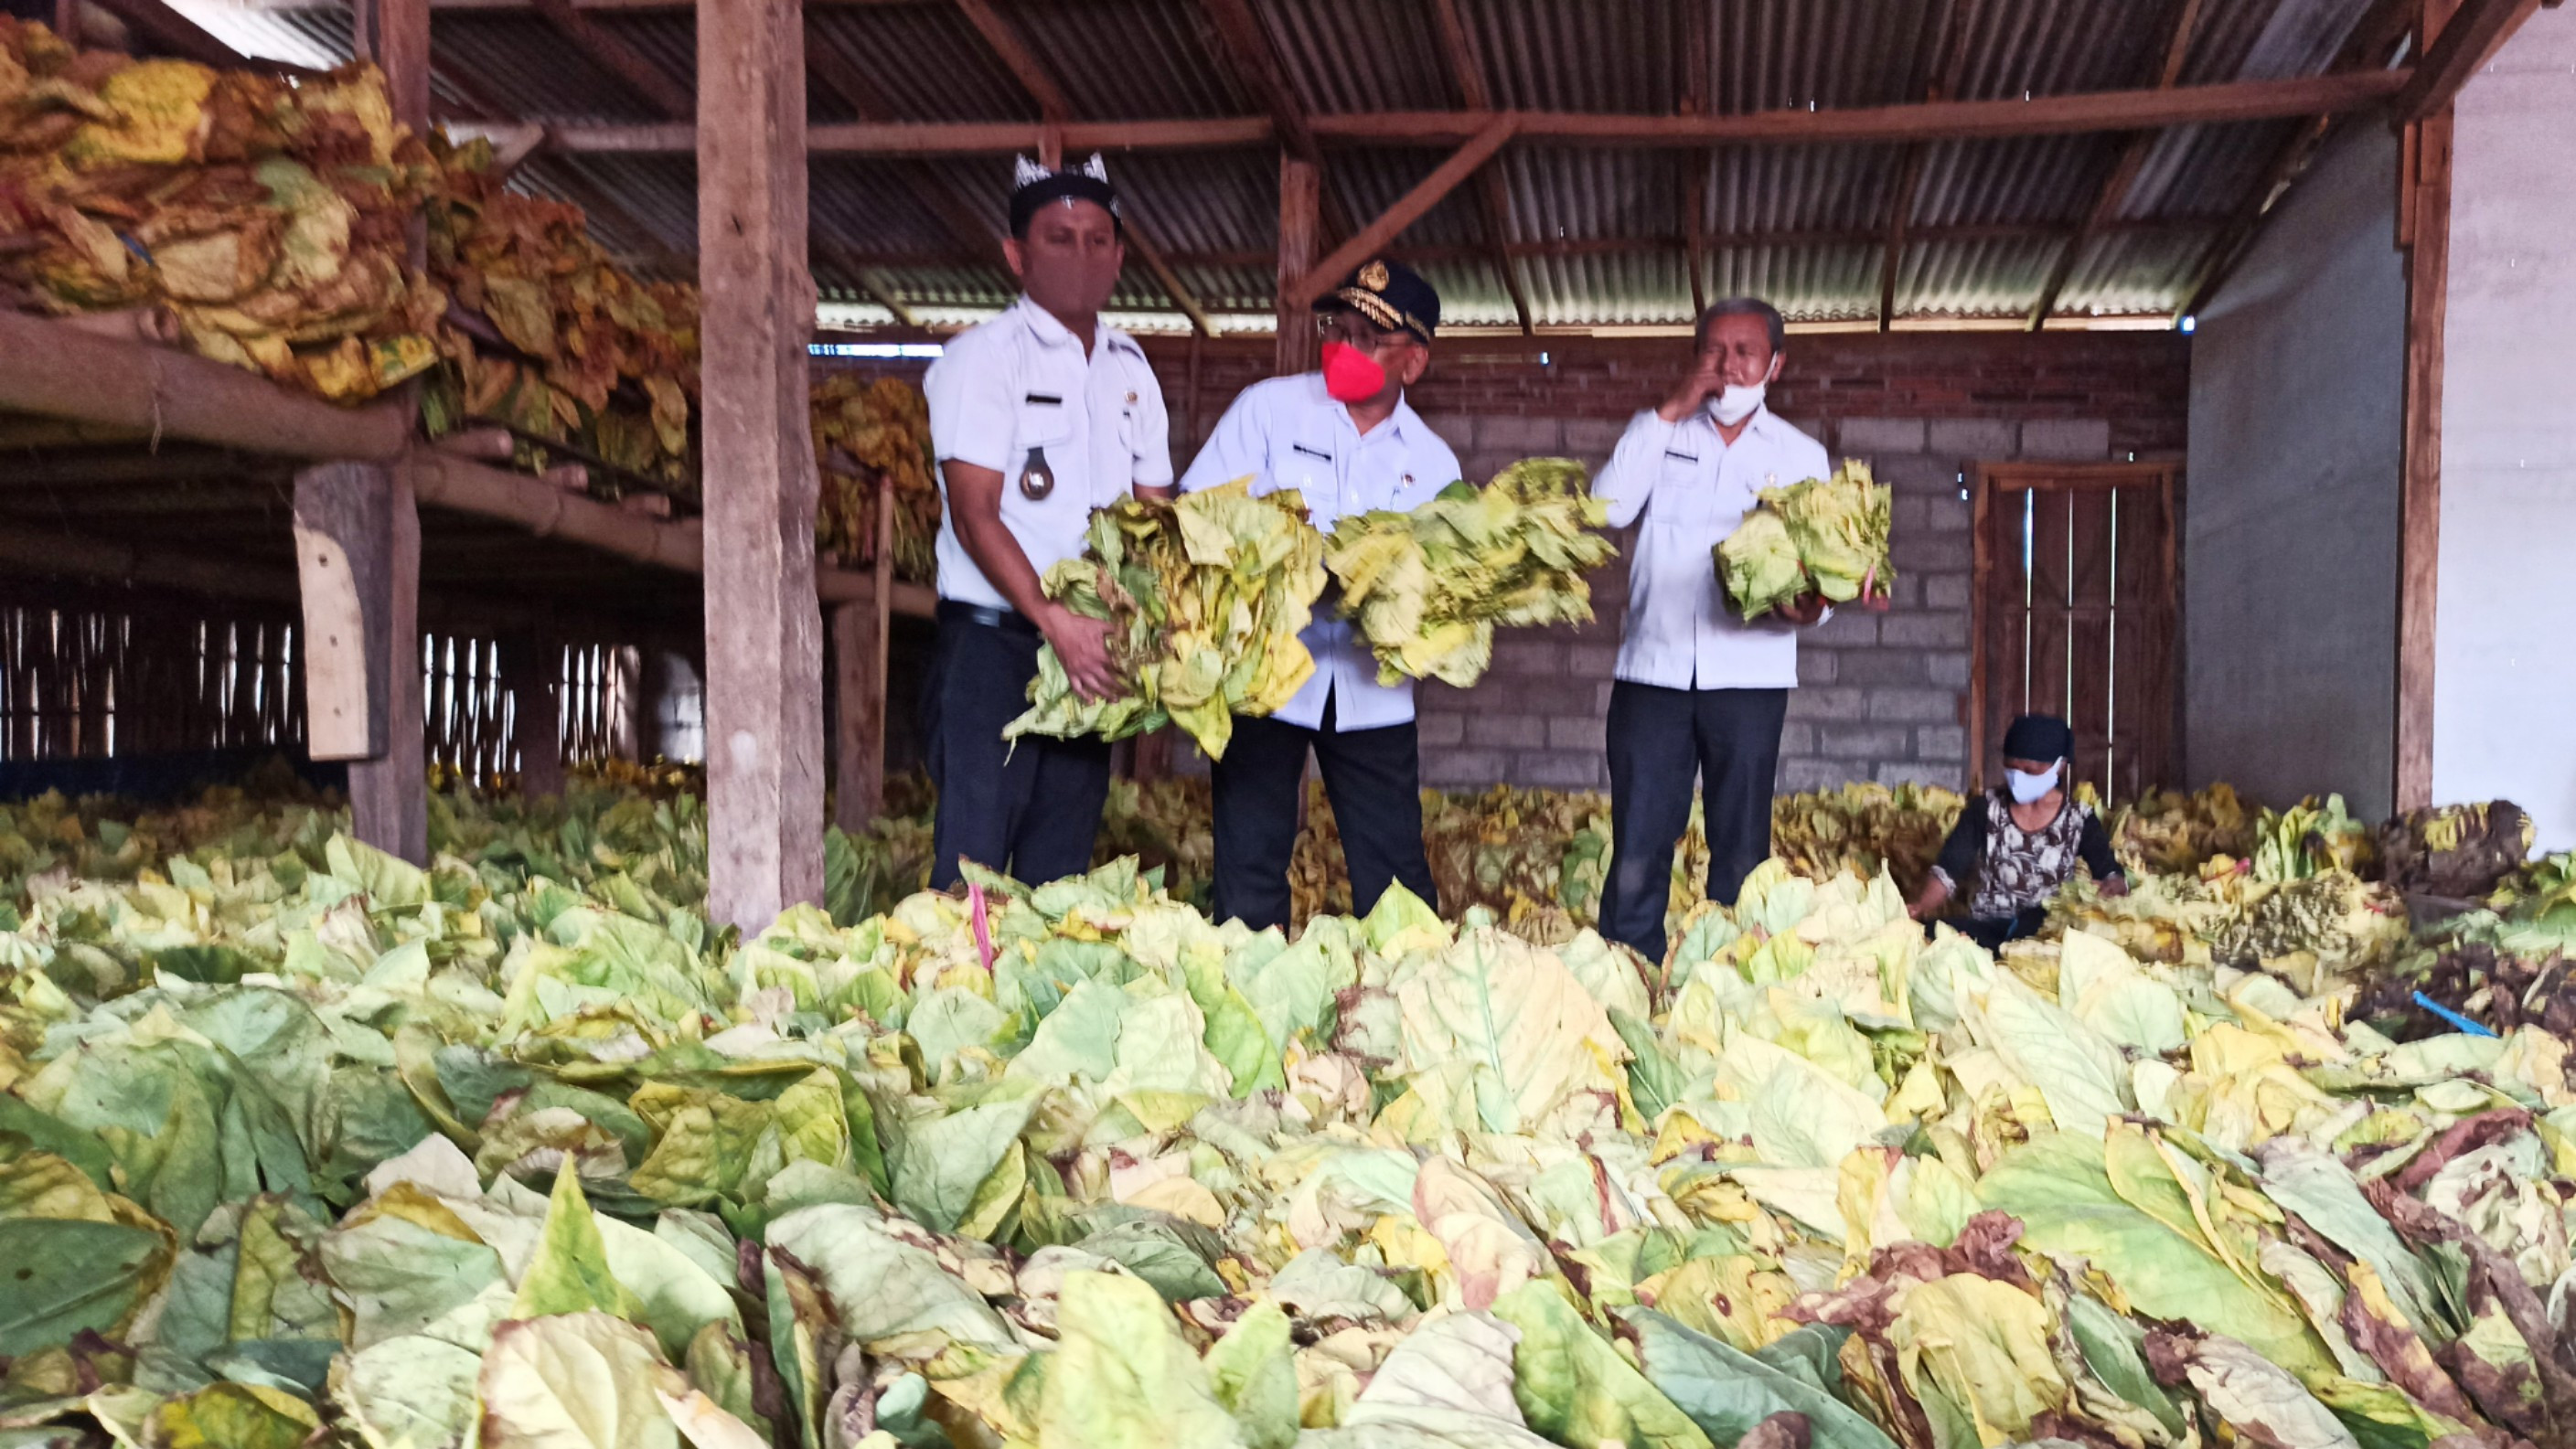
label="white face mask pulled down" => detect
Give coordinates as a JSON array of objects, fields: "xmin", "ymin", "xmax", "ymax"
[
  {"xmin": 2007, "ymin": 761, "xmax": 2062, "ymax": 805},
  {"xmin": 1709, "ymin": 382, "xmax": 1766, "ymax": 427}
]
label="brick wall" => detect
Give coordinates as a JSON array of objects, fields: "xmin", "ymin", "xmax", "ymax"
[{"xmin": 819, "ymin": 328, "xmax": 2190, "ymax": 791}]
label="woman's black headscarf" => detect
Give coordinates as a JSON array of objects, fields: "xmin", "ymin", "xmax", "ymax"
[{"xmin": 2001, "ymin": 714, "xmax": 2073, "ymax": 763}]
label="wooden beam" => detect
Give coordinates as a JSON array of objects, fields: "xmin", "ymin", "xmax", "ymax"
[
  {"xmin": 548, "ymin": 72, "xmax": 2405, "ymax": 156},
  {"xmin": 1197, "ymin": 0, "xmax": 1318, "ymax": 162},
  {"xmin": 805, "ymin": 29, "xmax": 1010, "ymax": 281},
  {"xmin": 2026, "ymin": 0, "xmax": 2205, "ymax": 329},
  {"xmin": 953, "ymin": 0, "xmax": 1076, "ymax": 117},
  {"xmin": 0, "ymin": 313, "xmax": 412, "ymax": 462},
  {"xmin": 700, "ymin": 0, "xmax": 826, "ymax": 924},
  {"xmin": 1124, "ymin": 218, "xmax": 1216, "ymax": 337},
  {"xmin": 2393, "ymin": 0, "xmax": 2541, "ymax": 120},
  {"xmin": 1882, "ymin": 0, "xmax": 1969, "ymax": 330},
  {"xmin": 1277, "ymin": 155, "xmax": 1319, "ymax": 375},
  {"xmin": 1681, "ymin": 0, "xmax": 1711, "ymax": 317},
  {"xmin": 2174, "ymin": 1, "xmax": 2425, "ymax": 320},
  {"xmin": 295, "ymin": 461, "xmax": 428, "ymax": 864},
  {"xmin": 0, "ymin": 523, "xmax": 298, "ymax": 602},
  {"xmin": 356, "ymin": 0, "xmax": 433, "ymax": 133},
  {"xmin": 534, "ymin": 0, "xmax": 695, "ymax": 117},
  {"xmin": 1287, "ymin": 115, "xmax": 1519, "ymax": 310},
  {"xmin": 944, "ymin": 0, "xmax": 1213, "ymax": 334},
  {"xmin": 2394, "ymin": 106, "xmax": 2453, "ymax": 809},
  {"xmin": 816, "ymin": 218, "xmax": 2222, "ymax": 274},
  {"xmin": 1306, "ymin": 75, "xmax": 2407, "ymax": 145},
  {"xmin": 1425, "ymin": 0, "xmax": 1529, "ymax": 334}
]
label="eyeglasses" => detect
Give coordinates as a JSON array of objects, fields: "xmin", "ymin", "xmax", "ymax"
[{"xmin": 1315, "ymin": 313, "xmax": 1414, "ymax": 350}]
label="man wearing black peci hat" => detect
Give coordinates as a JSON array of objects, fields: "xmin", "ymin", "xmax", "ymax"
[
  {"xmin": 1178, "ymin": 260, "xmax": 1461, "ymax": 931},
  {"xmin": 919, "ymin": 155, "xmax": 1174, "ymax": 890}
]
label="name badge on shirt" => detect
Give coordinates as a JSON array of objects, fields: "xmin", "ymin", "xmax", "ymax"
[{"xmin": 1020, "ymin": 443, "xmax": 1056, "ymax": 501}]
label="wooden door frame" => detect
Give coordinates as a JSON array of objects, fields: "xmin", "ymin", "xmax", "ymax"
[{"xmin": 1969, "ymin": 460, "xmax": 2180, "ymax": 794}]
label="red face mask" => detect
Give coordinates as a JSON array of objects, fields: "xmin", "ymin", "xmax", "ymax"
[{"xmin": 1320, "ymin": 341, "xmax": 1388, "ymax": 404}]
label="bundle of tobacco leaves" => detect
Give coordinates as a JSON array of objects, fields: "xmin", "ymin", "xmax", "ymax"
[
  {"xmin": 1326, "ymin": 457, "xmax": 1615, "ymax": 688},
  {"xmin": 811, "ymin": 372, "xmax": 938, "ymax": 581},
  {"xmin": 1007, "ymin": 479, "xmax": 1325, "ymax": 760},
  {"xmin": 1, "ymin": 21, "xmax": 443, "ymax": 400}
]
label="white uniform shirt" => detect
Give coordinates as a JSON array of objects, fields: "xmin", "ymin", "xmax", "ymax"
[
  {"xmin": 1595, "ymin": 404, "xmax": 1831, "ymax": 690},
  {"xmin": 1179, "ymin": 373, "xmax": 1461, "ymax": 732},
  {"xmin": 923, "ymin": 296, "xmax": 1173, "ymax": 610}
]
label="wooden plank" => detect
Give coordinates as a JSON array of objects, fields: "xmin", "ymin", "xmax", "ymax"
[
  {"xmin": 1880, "ymin": 0, "xmax": 1969, "ymax": 331},
  {"xmin": 360, "ymin": 0, "xmax": 433, "ymax": 133},
  {"xmin": 1287, "ymin": 115, "xmax": 1518, "ymax": 310},
  {"xmin": 699, "ymin": 0, "xmax": 825, "ymax": 925},
  {"xmin": 549, "ymin": 73, "xmax": 2406, "ymax": 155},
  {"xmin": 2393, "ymin": 0, "xmax": 2542, "ymax": 121},
  {"xmin": 0, "ymin": 313, "xmax": 412, "ymax": 462},
  {"xmin": 1277, "ymin": 154, "xmax": 1320, "ymax": 376},
  {"xmin": 1425, "ymin": 0, "xmax": 1530, "ymax": 335},
  {"xmin": 1304, "ymin": 74, "xmax": 2408, "ymax": 145},
  {"xmin": 1970, "ymin": 468, "xmax": 1997, "ymax": 789},
  {"xmin": 294, "ymin": 461, "xmax": 428, "ymax": 863},
  {"xmin": 2395, "ymin": 109, "xmax": 2450, "ymax": 811}
]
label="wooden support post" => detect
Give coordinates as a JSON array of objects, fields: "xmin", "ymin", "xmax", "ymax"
[
  {"xmin": 294, "ymin": 462, "xmax": 427, "ymax": 864},
  {"xmin": 2395, "ymin": 107, "xmax": 2451, "ymax": 812},
  {"xmin": 700, "ymin": 0, "xmax": 825, "ymax": 927},
  {"xmin": 357, "ymin": 0, "xmax": 431, "ymax": 133},
  {"xmin": 828, "ymin": 500, "xmax": 893, "ymax": 831},
  {"xmin": 505, "ymin": 632, "xmax": 564, "ymax": 797},
  {"xmin": 1277, "ymin": 155, "xmax": 1320, "ymax": 377}
]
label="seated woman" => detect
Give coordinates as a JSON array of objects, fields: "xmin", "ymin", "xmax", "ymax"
[{"xmin": 1909, "ymin": 714, "xmax": 2128, "ymax": 949}]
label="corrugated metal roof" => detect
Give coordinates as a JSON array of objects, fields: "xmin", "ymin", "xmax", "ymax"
[
  {"xmin": 1705, "ymin": 144, "xmax": 1903, "ymax": 235},
  {"xmin": 1258, "ymin": 0, "xmax": 1452, "ymax": 113},
  {"xmin": 1706, "ymin": 240, "xmax": 1884, "ymax": 322},
  {"xmin": 1899, "ymin": 234, "xmax": 2065, "ymax": 317},
  {"xmin": 806, "ymin": 5, "xmax": 1031, "ymax": 122},
  {"xmin": 1466, "ymin": 0, "xmax": 1685, "ymax": 114},
  {"xmin": 2054, "ymin": 227, "xmax": 2214, "ymax": 316},
  {"xmin": 182, "ymin": 0, "xmax": 2393, "ymax": 333}
]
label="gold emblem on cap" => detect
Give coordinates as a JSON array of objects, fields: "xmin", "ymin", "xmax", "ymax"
[{"xmin": 1359, "ymin": 260, "xmax": 1391, "ymax": 292}]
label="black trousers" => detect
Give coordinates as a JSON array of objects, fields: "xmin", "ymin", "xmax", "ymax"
[
  {"xmin": 921, "ymin": 615, "xmax": 1110, "ymax": 890},
  {"xmin": 1210, "ymin": 691, "xmax": 1435, "ymax": 932},
  {"xmin": 1600, "ymin": 681, "xmax": 1789, "ymax": 963}
]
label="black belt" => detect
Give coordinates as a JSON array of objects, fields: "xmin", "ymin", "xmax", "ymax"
[{"xmin": 936, "ymin": 599, "xmax": 1042, "ymax": 638}]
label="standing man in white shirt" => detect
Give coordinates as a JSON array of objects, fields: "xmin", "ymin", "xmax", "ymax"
[
  {"xmin": 919, "ymin": 156, "xmax": 1173, "ymax": 890},
  {"xmin": 1593, "ymin": 297, "xmax": 1830, "ymax": 962},
  {"xmin": 1180, "ymin": 260, "xmax": 1459, "ymax": 930}
]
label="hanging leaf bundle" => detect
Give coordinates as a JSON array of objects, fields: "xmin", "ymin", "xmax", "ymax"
[
  {"xmin": 420, "ymin": 134, "xmax": 700, "ymax": 492},
  {"xmin": 1325, "ymin": 456, "xmax": 1616, "ymax": 689},
  {"xmin": 810, "ymin": 372, "xmax": 939, "ymax": 581},
  {"xmin": 1717, "ymin": 457, "xmax": 1896, "ymax": 619},
  {"xmin": 1007, "ymin": 479, "xmax": 1326, "ymax": 760},
  {"xmin": 0, "ymin": 20, "xmax": 444, "ymax": 400}
]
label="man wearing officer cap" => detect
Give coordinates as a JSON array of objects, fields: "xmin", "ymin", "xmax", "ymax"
[
  {"xmin": 1179, "ymin": 260, "xmax": 1460, "ymax": 930},
  {"xmin": 919, "ymin": 154, "xmax": 1173, "ymax": 889}
]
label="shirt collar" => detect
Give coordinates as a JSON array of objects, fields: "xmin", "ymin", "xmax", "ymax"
[
  {"xmin": 1305, "ymin": 371, "xmax": 1420, "ymax": 444},
  {"xmin": 1012, "ymin": 295, "xmax": 1080, "ymax": 351}
]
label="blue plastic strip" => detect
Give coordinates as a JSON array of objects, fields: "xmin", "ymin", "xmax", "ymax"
[{"xmin": 2412, "ymin": 990, "xmax": 2498, "ymax": 1039}]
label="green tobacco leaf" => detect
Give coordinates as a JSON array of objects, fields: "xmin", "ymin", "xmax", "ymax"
[
  {"xmin": 476, "ymin": 1311, "xmax": 682, "ymax": 1449},
  {"xmin": 0, "ymin": 1218, "xmax": 173, "ymax": 1356},
  {"xmin": 1491, "ymin": 1282, "xmax": 1712, "ymax": 1449},
  {"xmin": 1037, "ymin": 1269, "xmax": 1243, "ymax": 1449},
  {"xmin": 1625, "ymin": 1310, "xmax": 1898, "ymax": 1449},
  {"xmin": 142, "ymin": 1381, "xmax": 320, "ymax": 1449},
  {"xmin": 513, "ymin": 1162, "xmax": 640, "ymax": 1322},
  {"xmin": 1203, "ymin": 1300, "xmax": 1299, "ymax": 1449},
  {"xmin": 886, "ymin": 1094, "xmax": 1037, "ymax": 1233},
  {"xmin": 1980, "ymin": 1132, "xmax": 2333, "ymax": 1381}
]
